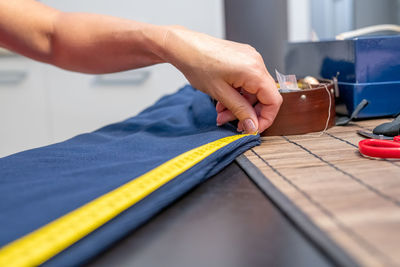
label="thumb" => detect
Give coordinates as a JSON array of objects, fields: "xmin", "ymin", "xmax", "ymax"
[{"xmin": 215, "ymin": 82, "xmax": 258, "ymax": 134}]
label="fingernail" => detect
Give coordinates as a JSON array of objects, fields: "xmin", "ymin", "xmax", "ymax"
[
  {"xmin": 216, "ymin": 117, "xmax": 222, "ymax": 126},
  {"xmin": 243, "ymin": 119, "xmax": 257, "ymax": 134},
  {"xmin": 216, "ymin": 114, "xmax": 222, "ymax": 126}
]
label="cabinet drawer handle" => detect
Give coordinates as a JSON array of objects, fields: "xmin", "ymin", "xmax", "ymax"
[
  {"xmin": 94, "ymin": 70, "xmax": 150, "ymax": 86},
  {"xmin": 0, "ymin": 70, "xmax": 27, "ymax": 85}
]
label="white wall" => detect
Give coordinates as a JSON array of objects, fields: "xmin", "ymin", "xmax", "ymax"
[
  {"xmin": 288, "ymin": 0, "xmax": 354, "ymax": 42},
  {"xmin": 287, "ymin": 0, "xmax": 311, "ymax": 42}
]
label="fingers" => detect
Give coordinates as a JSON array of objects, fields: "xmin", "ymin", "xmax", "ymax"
[
  {"xmin": 215, "ymin": 101, "xmax": 226, "ymax": 113},
  {"xmin": 215, "ymin": 78, "xmax": 280, "ymax": 133},
  {"xmin": 254, "ymin": 101, "xmax": 280, "ymax": 132},
  {"xmin": 256, "ymin": 74, "xmax": 281, "ymax": 108},
  {"xmin": 254, "ymin": 78, "xmax": 282, "ymax": 132},
  {"xmin": 216, "ymin": 109, "xmax": 235, "ymax": 126},
  {"xmin": 241, "ymin": 68, "xmax": 282, "ymax": 133},
  {"xmin": 216, "ymin": 91, "xmax": 258, "ymax": 126},
  {"xmin": 215, "ymin": 82, "xmax": 259, "ymax": 134}
]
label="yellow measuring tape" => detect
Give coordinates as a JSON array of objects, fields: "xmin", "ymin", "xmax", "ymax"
[{"xmin": 0, "ymin": 134, "xmax": 249, "ymax": 267}]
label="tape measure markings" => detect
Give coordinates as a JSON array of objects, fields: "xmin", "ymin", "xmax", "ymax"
[{"xmin": 0, "ymin": 134, "xmax": 249, "ymax": 267}]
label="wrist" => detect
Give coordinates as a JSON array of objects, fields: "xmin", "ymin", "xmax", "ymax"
[
  {"xmin": 135, "ymin": 23, "xmax": 166, "ymax": 65},
  {"xmin": 150, "ymin": 25, "xmax": 190, "ymax": 70},
  {"xmin": 141, "ymin": 24, "xmax": 177, "ymax": 65}
]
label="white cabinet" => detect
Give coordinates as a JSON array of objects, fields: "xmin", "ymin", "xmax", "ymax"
[
  {"xmin": 44, "ymin": 64, "xmax": 188, "ymax": 142},
  {"xmin": 0, "ymin": 0, "xmax": 224, "ymax": 157},
  {"xmin": 0, "ymin": 57, "xmax": 50, "ymax": 157}
]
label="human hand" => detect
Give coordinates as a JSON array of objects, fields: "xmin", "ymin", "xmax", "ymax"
[{"xmin": 161, "ymin": 26, "xmax": 282, "ymax": 134}]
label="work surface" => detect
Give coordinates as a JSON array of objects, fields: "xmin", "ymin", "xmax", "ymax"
[
  {"xmin": 88, "ymin": 119, "xmax": 399, "ymax": 267},
  {"xmin": 89, "ymin": 162, "xmax": 334, "ymax": 267},
  {"xmin": 241, "ymin": 119, "xmax": 400, "ymax": 267}
]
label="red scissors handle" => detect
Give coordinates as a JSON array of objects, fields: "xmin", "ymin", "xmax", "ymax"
[{"xmin": 359, "ymin": 136, "xmax": 400, "ymax": 158}]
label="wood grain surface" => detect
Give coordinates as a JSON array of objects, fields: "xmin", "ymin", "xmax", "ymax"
[{"xmin": 244, "ymin": 119, "xmax": 400, "ymax": 267}]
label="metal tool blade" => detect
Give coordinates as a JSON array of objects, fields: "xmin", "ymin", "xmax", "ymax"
[{"xmin": 357, "ymin": 130, "xmax": 393, "ymax": 140}]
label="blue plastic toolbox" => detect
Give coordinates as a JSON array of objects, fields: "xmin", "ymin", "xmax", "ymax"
[{"xmin": 285, "ymin": 35, "xmax": 400, "ymax": 118}]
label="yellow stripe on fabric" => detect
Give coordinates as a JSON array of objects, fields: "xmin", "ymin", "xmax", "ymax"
[{"xmin": 0, "ymin": 134, "xmax": 250, "ymax": 267}]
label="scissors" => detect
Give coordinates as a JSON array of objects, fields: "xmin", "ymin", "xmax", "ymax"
[{"xmin": 359, "ymin": 136, "xmax": 400, "ymax": 159}]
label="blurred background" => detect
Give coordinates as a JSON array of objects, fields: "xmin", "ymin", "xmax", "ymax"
[{"xmin": 1, "ymin": 0, "xmax": 399, "ymax": 157}]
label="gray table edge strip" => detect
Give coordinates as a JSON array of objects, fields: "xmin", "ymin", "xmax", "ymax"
[{"xmin": 235, "ymin": 154, "xmax": 360, "ymax": 267}]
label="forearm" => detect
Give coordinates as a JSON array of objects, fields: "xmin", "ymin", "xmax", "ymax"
[
  {"xmin": 0, "ymin": 0, "xmax": 168, "ymax": 74},
  {"xmin": 0, "ymin": 0, "xmax": 57, "ymax": 61},
  {"xmin": 50, "ymin": 13, "xmax": 168, "ymax": 74}
]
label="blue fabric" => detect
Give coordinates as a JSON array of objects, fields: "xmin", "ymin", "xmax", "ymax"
[{"xmin": 0, "ymin": 85, "xmax": 260, "ymax": 266}]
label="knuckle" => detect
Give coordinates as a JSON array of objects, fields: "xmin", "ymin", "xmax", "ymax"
[
  {"xmin": 250, "ymin": 46, "xmax": 258, "ymax": 55},
  {"xmin": 232, "ymin": 103, "xmax": 249, "ymax": 118},
  {"xmin": 243, "ymin": 45, "xmax": 260, "ymax": 58},
  {"xmin": 254, "ymin": 51, "xmax": 263, "ymax": 61},
  {"xmin": 170, "ymin": 24, "xmax": 186, "ymax": 30},
  {"xmin": 248, "ymin": 56, "xmax": 265, "ymax": 71},
  {"xmin": 278, "ymin": 94, "xmax": 283, "ymax": 104},
  {"xmin": 244, "ymin": 59, "xmax": 261, "ymax": 73},
  {"xmin": 274, "ymin": 94, "xmax": 283, "ymax": 106},
  {"xmin": 244, "ymin": 44, "xmax": 255, "ymax": 51}
]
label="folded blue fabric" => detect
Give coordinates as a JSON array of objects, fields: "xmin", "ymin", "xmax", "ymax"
[{"xmin": 0, "ymin": 85, "xmax": 259, "ymax": 266}]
